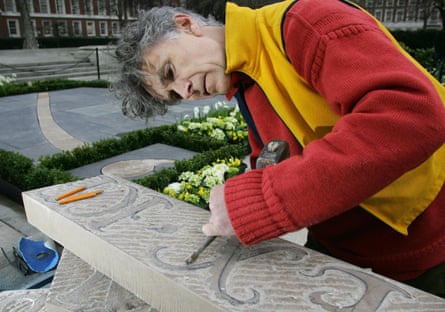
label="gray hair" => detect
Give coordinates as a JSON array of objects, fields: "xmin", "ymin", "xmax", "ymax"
[{"xmin": 111, "ymin": 7, "xmax": 221, "ymax": 120}]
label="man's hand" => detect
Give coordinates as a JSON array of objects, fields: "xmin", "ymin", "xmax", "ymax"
[{"xmin": 202, "ymin": 184, "xmax": 235, "ymax": 236}]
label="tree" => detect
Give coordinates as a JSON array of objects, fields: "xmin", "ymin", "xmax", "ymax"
[
  {"xmin": 185, "ymin": 0, "xmax": 226, "ymax": 21},
  {"xmin": 16, "ymin": 0, "xmax": 38, "ymax": 49},
  {"xmin": 420, "ymin": 0, "xmax": 445, "ymax": 30},
  {"xmin": 185, "ymin": 0, "xmax": 279, "ymax": 22},
  {"xmin": 432, "ymin": 0, "xmax": 445, "ymax": 30}
]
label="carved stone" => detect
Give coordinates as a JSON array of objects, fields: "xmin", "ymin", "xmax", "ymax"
[
  {"xmin": 46, "ymin": 249, "xmax": 156, "ymax": 312},
  {"xmin": 0, "ymin": 289, "xmax": 48, "ymax": 312},
  {"xmin": 22, "ymin": 175, "xmax": 445, "ymax": 311}
]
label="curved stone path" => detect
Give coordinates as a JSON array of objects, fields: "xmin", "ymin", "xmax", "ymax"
[{"xmin": 37, "ymin": 92, "xmax": 85, "ymax": 151}]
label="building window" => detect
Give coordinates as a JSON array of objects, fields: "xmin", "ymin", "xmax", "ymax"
[
  {"xmin": 385, "ymin": 9, "xmax": 393, "ymax": 22},
  {"xmin": 56, "ymin": 21, "xmax": 68, "ymax": 36},
  {"xmin": 408, "ymin": 0, "xmax": 416, "ymax": 5},
  {"xmin": 99, "ymin": 22, "xmax": 108, "ymax": 36},
  {"xmin": 365, "ymin": 0, "xmax": 373, "ymax": 7},
  {"xmin": 5, "ymin": 0, "xmax": 16, "ymax": 12},
  {"xmin": 55, "ymin": 0, "xmax": 66, "ymax": 14},
  {"xmin": 73, "ymin": 21, "xmax": 82, "ymax": 36},
  {"xmin": 396, "ymin": 9, "xmax": 404, "ymax": 22},
  {"xmin": 374, "ymin": 9, "xmax": 383, "ymax": 20},
  {"xmin": 396, "ymin": 0, "xmax": 405, "ymax": 6},
  {"xmin": 87, "ymin": 21, "xmax": 95, "ymax": 36},
  {"xmin": 42, "ymin": 20, "xmax": 52, "ymax": 36},
  {"xmin": 40, "ymin": 0, "xmax": 50, "ymax": 14},
  {"xmin": 386, "ymin": 0, "xmax": 394, "ymax": 6},
  {"xmin": 7, "ymin": 19, "xmax": 20, "ymax": 37},
  {"xmin": 112, "ymin": 22, "xmax": 119, "ymax": 35},
  {"xmin": 71, "ymin": 0, "xmax": 80, "ymax": 14},
  {"xmin": 376, "ymin": 0, "xmax": 383, "ymax": 7},
  {"xmin": 98, "ymin": 0, "xmax": 107, "ymax": 16},
  {"xmin": 85, "ymin": 0, "xmax": 94, "ymax": 15},
  {"xmin": 407, "ymin": 9, "xmax": 415, "ymax": 21},
  {"xmin": 430, "ymin": 8, "xmax": 439, "ymax": 22},
  {"xmin": 110, "ymin": 0, "xmax": 118, "ymax": 15}
]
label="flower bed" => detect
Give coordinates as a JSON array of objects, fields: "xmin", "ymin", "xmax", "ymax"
[{"xmin": 163, "ymin": 157, "xmax": 245, "ymax": 208}]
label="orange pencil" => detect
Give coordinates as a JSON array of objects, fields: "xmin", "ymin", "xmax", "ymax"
[
  {"xmin": 55, "ymin": 186, "xmax": 86, "ymax": 201},
  {"xmin": 58, "ymin": 190, "xmax": 102, "ymax": 204}
]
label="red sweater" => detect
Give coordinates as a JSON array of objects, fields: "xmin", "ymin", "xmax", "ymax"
[{"xmin": 224, "ymin": 0, "xmax": 445, "ymax": 281}]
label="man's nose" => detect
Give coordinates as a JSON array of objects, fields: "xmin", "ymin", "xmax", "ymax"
[{"xmin": 171, "ymin": 79, "xmax": 196, "ymax": 100}]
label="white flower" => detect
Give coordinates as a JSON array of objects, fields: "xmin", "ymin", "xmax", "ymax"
[
  {"xmin": 188, "ymin": 122, "xmax": 201, "ymax": 130},
  {"xmin": 203, "ymin": 175, "xmax": 220, "ymax": 188},
  {"xmin": 212, "ymin": 163, "xmax": 229, "ymax": 179},
  {"xmin": 231, "ymin": 104, "xmax": 240, "ymax": 115},
  {"xmin": 202, "ymin": 163, "xmax": 229, "ymax": 185},
  {"xmin": 214, "ymin": 101, "xmax": 223, "ymax": 110},
  {"xmin": 166, "ymin": 182, "xmax": 182, "ymax": 193},
  {"xmin": 206, "ymin": 117, "xmax": 219, "ymax": 123},
  {"xmin": 188, "ymin": 174, "xmax": 202, "ymax": 187},
  {"xmin": 202, "ymin": 105, "xmax": 210, "ymax": 115},
  {"xmin": 177, "ymin": 125, "xmax": 187, "ymax": 132},
  {"xmin": 194, "ymin": 107, "xmax": 200, "ymax": 119},
  {"xmin": 210, "ymin": 128, "xmax": 226, "ymax": 140},
  {"xmin": 224, "ymin": 121, "xmax": 235, "ymax": 130},
  {"xmin": 0, "ymin": 74, "xmax": 17, "ymax": 86},
  {"xmin": 179, "ymin": 171, "xmax": 194, "ymax": 181}
]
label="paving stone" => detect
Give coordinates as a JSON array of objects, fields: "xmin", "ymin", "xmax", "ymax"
[
  {"xmin": 69, "ymin": 143, "xmax": 196, "ymax": 180},
  {"xmin": 0, "ymin": 195, "xmax": 55, "ymax": 291},
  {"xmin": 22, "ymin": 175, "xmax": 445, "ymax": 311},
  {"xmin": 0, "ymin": 289, "xmax": 48, "ymax": 312},
  {"xmin": 46, "ymin": 249, "xmax": 156, "ymax": 312}
]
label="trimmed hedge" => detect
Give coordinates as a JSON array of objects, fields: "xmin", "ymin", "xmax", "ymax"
[
  {"xmin": 0, "ymin": 139, "xmax": 248, "ymax": 193},
  {"xmin": 0, "ymin": 79, "xmax": 109, "ymax": 97},
  {"xmin": 0, "ymin": 150, "xmax": 77, "ymax": 191},
  {"xmin": 392, "ymin": 29, "xmax": 444, "ymax": 50}
]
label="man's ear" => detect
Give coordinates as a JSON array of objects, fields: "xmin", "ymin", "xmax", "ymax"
[{"xmin": 174, "ymin": 14, "xmax": 202, "ymax": 36}]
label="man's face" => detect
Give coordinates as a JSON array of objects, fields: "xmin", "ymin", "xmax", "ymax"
[{"xmin": 141, "ymin": 16, "xmax": 231, "ymax": 102}]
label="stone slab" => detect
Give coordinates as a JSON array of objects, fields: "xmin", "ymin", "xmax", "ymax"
[
  {"xmin": 46, "ymin": 249, "xmax": 156, "ymax": 312},
  {"xmin": 22, "ymin": 175, "xmax": 445, "ymax": 311},
  {"xmin": 0, "ymin": 289, "xmax": 48, "ymax": 312}
]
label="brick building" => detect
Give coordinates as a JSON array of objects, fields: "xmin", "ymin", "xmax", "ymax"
[
  {"xmin": 0, "ymin": 0, "xmax": 442, "ymax": 40},
  {"xmin": 0, "ymin": 0, "xmax": 184, "ymax": 39},
  {"xmin": 353, "ymin": 0, "xmax": 442, "ymax": 30}
]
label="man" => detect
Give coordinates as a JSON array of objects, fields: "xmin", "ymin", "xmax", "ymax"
[{"xmin": 112, "ymin": 0, "xmax": 445, "ymax": 297}]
